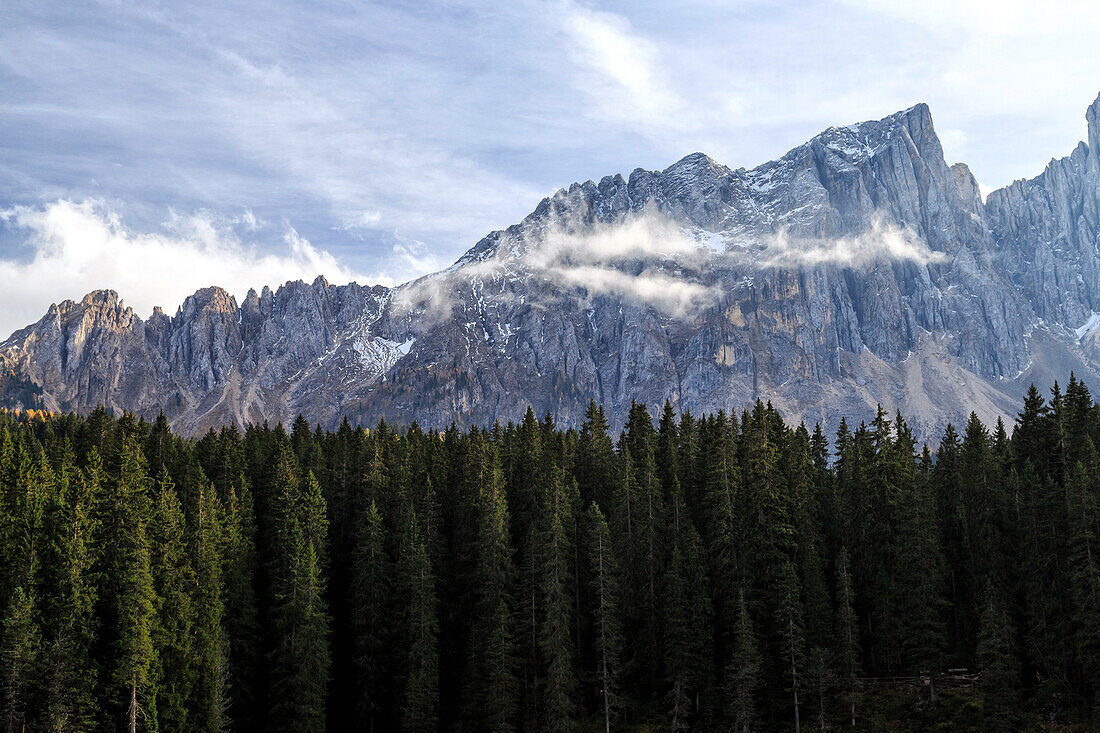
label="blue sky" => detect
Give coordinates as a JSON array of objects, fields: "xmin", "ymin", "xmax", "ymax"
[{"xmin": 2, "ymin": 0, "xmax": 1100, "ymax": 336}]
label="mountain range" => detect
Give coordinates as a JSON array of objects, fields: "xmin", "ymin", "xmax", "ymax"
[{"xmin": 6, "ymin": 94, "xmax": 1100, "ymax": 439}]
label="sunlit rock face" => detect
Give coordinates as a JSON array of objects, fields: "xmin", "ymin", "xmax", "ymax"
[{"xmin": 7, "ymin": 95, "xmax": 1100, "ymax": 440}]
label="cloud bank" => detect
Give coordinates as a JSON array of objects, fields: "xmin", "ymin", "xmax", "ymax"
[
  {"xmin": 758, "ymin": 216, "xmax": 949, "ymax": 268},
  {"xmin": 0, "ymin": 200, "xmax": 378, "ymax": 340},
  {"xmin": 390, "ymin": 211, "xmax": 722, "ymax": 320},
  {"xmin": 401, "ymin": 210, "xmax": 949, "ymax": 320},
  {"xmin": 525, "ymin": 212, "xmax": 720, "ymax": 316},
  {"xmin": 545, "ymin": 263, "xmax": 718, "ymax": 316},
  {"xmin": 533, "ymin": 212, "xmax": 945, "ymax": 309},
  {"xmin": 0, "ymin": 199, "xmax": 949, "ymax": 338}
]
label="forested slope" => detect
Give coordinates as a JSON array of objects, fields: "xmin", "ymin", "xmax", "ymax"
[{"xmin": 1, "ymin": 378, "xmax": 1098, "ymax": 730}]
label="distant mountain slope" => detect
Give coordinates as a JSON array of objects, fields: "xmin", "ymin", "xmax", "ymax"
[{"xmin": 7, "ymin": 94, "xmax": 1100, "ymax": 438}]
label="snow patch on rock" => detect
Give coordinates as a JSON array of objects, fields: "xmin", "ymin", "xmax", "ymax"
[
  {"xmin": 352, "ymin": 335, "xmax": 416, "ymax": 377},
  {"xmin": 1074, "ymin": 312, "xmax": 1100, "ymax": 342}
]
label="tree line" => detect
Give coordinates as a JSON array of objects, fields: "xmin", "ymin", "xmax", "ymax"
[{"xmin": 1, "ymin": 377, "xmax": 1099, "ymax": 731}]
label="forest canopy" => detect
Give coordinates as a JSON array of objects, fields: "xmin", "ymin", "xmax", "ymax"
[{"xmin": 1, "ymin": 378, "xmax": 1098, "ymax": 731}]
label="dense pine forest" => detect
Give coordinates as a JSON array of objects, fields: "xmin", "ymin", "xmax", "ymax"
[{"xmin": 2, "ymin": 378, "xmax": 1100, "ymax": 731}]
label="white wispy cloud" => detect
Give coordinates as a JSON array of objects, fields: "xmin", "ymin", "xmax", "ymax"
[
  {"xmin": 560, "ymin": 2, "xmax": 684, "ymax": 127},
  {"xmin": 545, "ymin": 264, "xmax": 719, "ymax": 316},
  {"xmin": 556, "ymin": 0, "xmax": 742, "ymax": 149},
  {"xmin": 392, "ymin": 238, "xmax": 446, "ymax": 275},
  {"xmin": 390, "ymin": 210, "xmax": 723, "ymax": 320},
  {"xmin": 0, "ymin": 200, "xmax": 383, "ymax": 339},
  {"xmin": 513, "ymin": 210, "xmax": 722, "ymax": 316},
  {"xmin": 395, "ymin": 209, "xmax": 946, "ymax": 321},
  {"xmin": 526, "ymin": 211, "xmax": 705, "ymax": 269},
  {"xmin": 757, "ymin": 216, "xmax": 948, "ymax": 269}
]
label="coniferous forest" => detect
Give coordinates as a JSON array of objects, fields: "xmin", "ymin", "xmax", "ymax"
[{"xmin": 3, "ymin": 379, "xmax": 1100, "ymax": 731}]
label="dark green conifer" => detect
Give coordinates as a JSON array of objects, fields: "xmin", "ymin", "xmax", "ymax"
[
  {"xmin": 778, "ymin": 561, "xmax": 806, "ymax": 733},
  {"xmin": 727, "ymin": 588, "xmax": 761, "ymax": 733},
  {"xmin": 539, "ymin": 467, "xmax": 577, "ymax": 733},
  {"xmin": 587, "ymin": 503, "xmax": 621, "ymax": 733},
  {"xmin": 189, "ymin": 484, "xmax": 229, "ymax": 731},
  {"xmin": 148, "ymin": 470, "xmax": 194, "ymax": 730},
  {"xmin": 464, "ymin": 446, "xmax": 518, "ymax": 731},
  {"xmin": 664, "ymin": 515, "xmax": 712, "ymax": 730},
  {"xmin": 976, "ymin": 584, "xmax": 1019, "ymax": 732},
  {"xmin": 399, "ymin": 508, "xmax": 438, "ymax": 733},
  {"xmin": 834, "ymin": 548, "xmax": 860, "ymax": 727},
  {"xmin": 1, "ymin": 585, "xmax": 40, "ymax": 732},
  {"xmin": 351, "ymin": 498, "xmax": 392, "ymax": 732},
  {"xmin": 94, "ymin": 439, "xmax": 156, "ymax": 733}
]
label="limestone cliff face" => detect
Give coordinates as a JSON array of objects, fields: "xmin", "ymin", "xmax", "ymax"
[
  {"xmin": 985, "ymin": 96, "xmax": 1100, "ymax": 327},
  {"xmin": 7, "ymin": 95, "xmax": 1100, "ymax": 438}
]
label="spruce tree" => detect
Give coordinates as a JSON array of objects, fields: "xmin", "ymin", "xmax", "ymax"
[
  {"xmin": 268, "ymin": 442, "xmax": 331, "ymax": 732},
  {"xmin": 698, "ymin": 412, "xmax": 740, "ymax": 698},
  {"xmin": 509, "ymin": 408, "xmax": 544, "ymax": 728},
  {"xmin": 893, "ymin": 452, "xmax": 947, "ymax": 698},
  {"xmin": 931, "ymin": 422, "xmax": 966, "ymax": 659},
  {"xmin": 299, "ymin": 470, "xmax": 328, "ymax": 569},
  {"xmin": 221, "ymin": 485, "xmax": 260, "ymax": 731},
  {"xmin": 272, "ymin": 525, "xmax": 330, "ymax": 732},
  {"xmin": 1066, "ymin": 461, "xmax": 1100, "ymax": 713},
  {"xmin": 727, "ymin": 588, "xmax": 761, "ymax": 733},
  {"xmin": 189, "ymin": 484, "xmax": 229, "ymax": 731},
  {"xmin": 664, "ymin": 510, "xmax": 712, "ymax": 730},
  {"xmin": 94, "ymin": 439, "xmax": 155, "ymax": 733},
  {"xmin": 400, "ymin": 508, "xmax": 438, "ymax": 733},
  {"xmin": 834, "ymin": 548, "xmax": 860, "ymax": 727},
  {"xmin": 576, "ymin": 401, "xmax": 616, "ymax": 512},
  {"xmin": 148, "ymin": 469, "xmax": 194, "ymax": 731},
  {"xmin": 587, "ymin": 503, "xmax": 622, "ymax": 733},
  {"xmin": 539, "ymin": 466, "xmax": 577, "ymax": 733},
  {"xmin": 464, "ymin": 447, "xmax": 518, "ymax": 731},
  {"xmin": 350, "ymin": 498, "xmax": 392, "ymax": 732},
  {"xmin": 778, "ymin": 561, "xmax": 806, "ymax": 733},
  {"xmin": 657, "ymin": 400, "xmax": 680, "ymax": 496},
  {"xmin": 789, "ymin": 424, "xmax": 833, "ymax": 711},
  {"xmin": 976, "ymin": 584, "xmax": 1019, "ymax": 732},
  {"xmin": 0, "ymin": 440, "xmax": 47, "ymax": 731},
  {"xmin": 620, "ymin": 403, "xmax": 666, "ymax": 695},
  {"xmin": 40, "ymin": 460, "xmax": 98, "ymax": 730},
  {"xmin": 1, "ymin": 585, "xmax": 40, "ymax": 733}
]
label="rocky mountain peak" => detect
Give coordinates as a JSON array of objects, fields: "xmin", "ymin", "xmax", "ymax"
[
  {"xmin": 662, "ymin": 152, "xmax": 731, "ymax": 180},
  {"xmin": 983, "ymin": 93, "xmax": 1100, "ymax": 327},
  {"xmin": 899, "ymin": 101, "xmax": 934, "ymax": 134},
  {"xmin": 177, "ymin": 286, "xmax": 238, "ymax": 319},
  {"xmin": 802, "ymin": 102, "xmax": 935, "ymax": 162},
  {"xmin": 457, "ymin": 102, "xmax": 958, "ymax": 267},
  {"xmin": 79, "ymin": 289, "xmax": 123, "ymax": 309},
  {"xmin": 950, "ymin": 162, "xmax": 984, "ymax": 208},
  {"xmin": 50, "ymin": 290, "xmax": 135, "ymax": 333},
  {"xmin": 1086, "ymin": 92, "xmax": 1100, "ymax": 159},
  {"xmin": 821, "ymin": 101, "xmax": 931, "ymax": 140}
]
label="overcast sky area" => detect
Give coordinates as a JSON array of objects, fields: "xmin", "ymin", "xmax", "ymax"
[{"xmin": 2, "ymin": 0, "xmax": 1100, "ymax": 337}]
